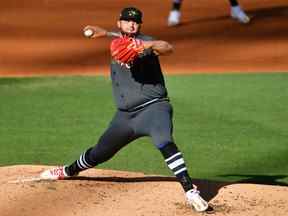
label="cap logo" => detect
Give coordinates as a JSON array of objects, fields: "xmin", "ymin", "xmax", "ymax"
[
  {"xmin": 128, "ymin": 10, "xmax": 137, "ymax": 17},
  {"xmin": 119, "ymin": 7, "xmax": 142, "ymax": 23}
]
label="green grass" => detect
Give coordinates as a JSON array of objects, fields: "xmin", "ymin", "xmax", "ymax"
[{"xmin": 0, "ymin": 73, "xmax": 287, "ymax": 184}]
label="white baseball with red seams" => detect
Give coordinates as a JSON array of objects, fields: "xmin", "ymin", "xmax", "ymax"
[{"xmin": 84, "ymin": 29, "xmax": 94, "ymax": 37}]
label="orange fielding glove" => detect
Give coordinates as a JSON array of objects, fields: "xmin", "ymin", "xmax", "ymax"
[{"xmin": 110, "ymin": 36, "xmax": 144, "ymax": 65}]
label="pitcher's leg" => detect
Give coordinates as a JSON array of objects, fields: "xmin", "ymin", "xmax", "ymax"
[
  {"xmin": 229, "ymin": 0, "xmax": 239, "ymax": 7},
  {"xmin": 40, "ymin": 111, "xmax": 136, "ymax": 179},
  {"xmin": 158, "ymin": 142, "xmax": 194, "ymax": 191},
  {"xmin": 229, "ymin": 0, "xmax": 250, "ymax": 23},
  {"xmin": 158, "ymin": 142, "xmax": 209, "ymax": 212},
  {"xmin": 168, "ymin": 0, "xmax": 183, "ymax": 26},
  {"xmin": 65, "ymin": 120, "xmax": 136, "ymax": 176},
  {"xmin": 143, "ymin": 102, "xmax": 209, "ymax": 212}
]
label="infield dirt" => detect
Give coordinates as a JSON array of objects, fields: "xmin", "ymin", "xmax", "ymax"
[
  {"xmin": 0, "ymin": 0, "xmax": 287, "ymax": 76},
  {"xmin": 1, "ymin": 165, "xmax": 288, "ymax": 216}
]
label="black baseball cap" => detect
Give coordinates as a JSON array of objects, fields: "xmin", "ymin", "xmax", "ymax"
[{"xmin": 119, "ymin": 7, "xmax": 143, "ymax": 24}]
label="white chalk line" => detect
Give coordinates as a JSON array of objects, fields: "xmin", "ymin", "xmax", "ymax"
[{"xmin": 8, "ymin": 176, "xmax": 43, "ymax": 184}]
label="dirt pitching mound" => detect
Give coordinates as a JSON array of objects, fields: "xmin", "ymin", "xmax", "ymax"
[{"xmin": 0, "ymin": 165, "xmax": 287, "ymax": 216}]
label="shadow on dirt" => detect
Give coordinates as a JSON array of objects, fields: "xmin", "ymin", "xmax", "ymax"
[
  {"xmin": 65, "ymin": 174, "xmax": 287, "ymax": 202},
  {"xmin": 221, "ymin": 174, "xmax": 288, "ymax": 186}
]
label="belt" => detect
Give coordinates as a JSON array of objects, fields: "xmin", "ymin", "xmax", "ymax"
[{"xmin": 119, "ymin": 97, "xmax": 169, "ymax": 112}]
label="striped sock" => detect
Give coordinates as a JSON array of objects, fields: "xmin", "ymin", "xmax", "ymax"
[
  {"xmin": 165, "ymin": 152, "xmax": 194, "ymax": 191},
  {"xmin": 165, "ymin": 152, "xmax": 187, "ymax": 176},
  {"xmin": 66, "ymin": 149, "xmax": 94, "ymax": 176},
  {"xmin": 159, "ymin": 143, "xmax": 194, "ymax": 192},
  {"xmin": 76, "ymin": 151, "xmax": 94, "ymax": 170}
]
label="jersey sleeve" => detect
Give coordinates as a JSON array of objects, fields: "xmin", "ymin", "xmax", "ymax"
[{"xmin": 136, "ymin": 34, "xmax": 156, "ymax": 57}]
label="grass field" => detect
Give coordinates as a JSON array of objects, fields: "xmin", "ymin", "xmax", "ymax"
[{"xmin": 0, "ymin": 73, "xmax": 287, "ymax": 184}]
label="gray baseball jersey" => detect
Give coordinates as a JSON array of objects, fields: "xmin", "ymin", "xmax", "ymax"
[
  {"xmin": 110, "ymin": 34, "xmax": 168, "ymax": 111},
  {"xmin": 86, "ymin": 33, "xmax": 174, "ymax": 166}
]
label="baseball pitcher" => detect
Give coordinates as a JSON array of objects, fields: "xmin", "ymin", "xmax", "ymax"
[{"xmin": 40, "ymin": 6, "xmax": 209, "ymax": 212}]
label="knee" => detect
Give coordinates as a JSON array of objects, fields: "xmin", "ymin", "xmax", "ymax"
[
  {"xmin": 153, "ymin": 133, "xmax": 174, "ymax": 149},
  {"xmin": 157, "ymin": 142, "xmax": 179, "ymax": 158}
]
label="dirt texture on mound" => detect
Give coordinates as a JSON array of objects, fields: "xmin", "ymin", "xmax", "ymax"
[{"xmin": 1, "ymin": 165, "xmax": 287, "ymax": 216}]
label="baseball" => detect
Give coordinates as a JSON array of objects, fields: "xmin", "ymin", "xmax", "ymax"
[{"xmin": 84, "ymin": 29, "xmax": 94, "ymax": 37}]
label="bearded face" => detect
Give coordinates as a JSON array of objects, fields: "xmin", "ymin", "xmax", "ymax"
[{"xmin": 117, "ymin": 20, "xmax": 141, "ymax": 37}]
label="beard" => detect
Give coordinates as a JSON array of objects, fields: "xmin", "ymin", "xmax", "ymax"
[
  {"xmin": 120, "ymin": 25, "xmax": 141, "ymax": 38},
  {"xmin": 120, "ymin": 31, "xmax": 138, "ymax": 37}
]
